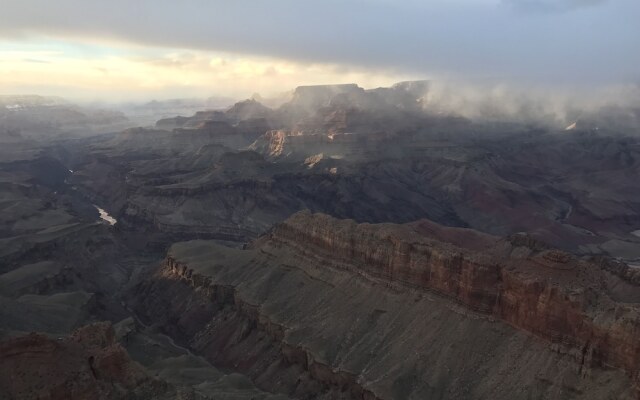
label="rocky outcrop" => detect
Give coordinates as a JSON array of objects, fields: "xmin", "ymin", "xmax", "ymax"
[
  {"xmin": 225, "ymin": 99, "xmax": 274, "ymax": 124},
  {"xmin": 286, "ymin": 84, "xmax": 363, "ymax": 111},
  {"xmin": 155, "ymin": 115, "xmax": 190, "ymax": 130},
  {"xmin": 155, "ymin": 99, "xmax": 273, "ymax": 133},
  {"xmin": 132, "ymin": 212, "xmax": 639, "ymax": 400},
  {"xmin": 0, "ymin": 322, "xmax": 169, "ymax": 400},
  {"xmin": 249, "ymin": 130, "xmax": 382, "ymax": 161},
  {"xmin": 591, "ymin": 255, "xmax": 640, "ymax": 286},
  {"xmin": 155, "ymin": 110, "xmax": 227, "ymax": 131},
  {"xmin": 270, "ymin": 212, "xmax": 640, "ymax": 387}
]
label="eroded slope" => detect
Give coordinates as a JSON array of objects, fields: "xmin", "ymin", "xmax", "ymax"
[{"xmin": 132, "ymin": 211, "xmax": 639, "ymax": 399}]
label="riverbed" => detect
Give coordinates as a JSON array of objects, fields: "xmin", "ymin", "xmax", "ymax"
[{"xmin": 94, "ymin": 205, "xmax": 117, "ymax": 225}]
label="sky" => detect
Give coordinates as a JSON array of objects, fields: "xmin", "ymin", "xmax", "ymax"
[{"xmin": 0, "ymin": 0, "xmax": 638, "ymax": 102}]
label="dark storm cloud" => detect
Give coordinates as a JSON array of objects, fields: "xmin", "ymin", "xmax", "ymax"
[{"xmin": 1, "ymin": 0, "xmax": 639, "ymax": 84}]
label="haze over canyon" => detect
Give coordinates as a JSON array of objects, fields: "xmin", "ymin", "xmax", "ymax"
[{"xmin": 1, "ymin": 1, "xmax": 639, "ymax": 399}]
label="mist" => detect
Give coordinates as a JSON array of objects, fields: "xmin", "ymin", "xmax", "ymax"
[{"xmin": 422, "ymin": 81, "xmax": 640, "ymax": 126}]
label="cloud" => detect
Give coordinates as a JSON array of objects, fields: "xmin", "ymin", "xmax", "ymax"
[
  {"xmin": 22, "ymin": 58, "xmax": 50, "ymax": 63},
  {"xmin": 0, "ymin": 42, "xmax": 414, "ymax": 101},
  {"xmin": 0, "ymin": 0, "xmax": 638, "ymax": 100},
  {"xmin": 503, "ymin": 0, "xmax": 608, "ymax": 13}
]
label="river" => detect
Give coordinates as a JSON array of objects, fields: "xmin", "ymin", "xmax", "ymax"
[{"xmin": 94, "ymin": 205, "xmax": 117, "ymax": 225}]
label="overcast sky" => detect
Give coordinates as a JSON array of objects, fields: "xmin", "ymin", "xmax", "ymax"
[{"xmin": 0, "ymin": 0, "xmax": 638, "ymax": 101}]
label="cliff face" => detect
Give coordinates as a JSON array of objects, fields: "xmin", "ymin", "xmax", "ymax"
[
  {"xmin": 249, "ymin": 130, "xmax": 387, "ymax": 161},
  {"xmin": 271, "ymin": 212, "xmax": 640, "ymax": 384},
  {"xmin": 287, "ymin": 84, "xmax": 363, "ymax": 111},
  {"xmin": 132, "ymin": 212, "xmax": 639, "ymax": 400}
]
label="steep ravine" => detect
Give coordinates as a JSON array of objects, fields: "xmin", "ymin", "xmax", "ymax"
[{"xmin": 132, "ymin": 212, "xmax": 639, "ymax": 399}]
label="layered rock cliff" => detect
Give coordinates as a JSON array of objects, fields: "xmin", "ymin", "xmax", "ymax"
[
  {"xmin": 132, "ymin": 211, "xmax": 639, "ymax": 399},
  {"xmin": 270, "ymin": 212, "xmax": 640, "ymax": 384}
]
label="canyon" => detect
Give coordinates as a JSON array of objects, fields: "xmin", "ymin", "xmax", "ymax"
[
  {"xmin": 130, "ymin": 211, "xmax": 639, "ymax": 399},
  {"xmin": 0, "ymin": 82, "xmax": 639, "ymax": 399}
]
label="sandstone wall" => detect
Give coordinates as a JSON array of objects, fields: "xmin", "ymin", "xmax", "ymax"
[{"xmin": 269, "ymin": 212, "xmax": 640, "ymax": 388}]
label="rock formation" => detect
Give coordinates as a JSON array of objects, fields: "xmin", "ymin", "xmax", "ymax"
[
  {"xmin": 3, "ymin": 81, "xmax": 640, "ymax": 399},
  {"xmin": 0, "ymin": 322, "xmax": 169, "ymax": 400},
  {"xmin": 132, "ymin": 211, "xmax": 639, "ymax": 399}
]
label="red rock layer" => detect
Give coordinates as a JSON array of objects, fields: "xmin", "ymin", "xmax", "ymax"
[
  {"xmin": 266, "ymin": 211, "xmax": 640, "ymax": 387},
  {"xmin": 0, "ymin": 322, "xmax": 166, "ymax": 400}
]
